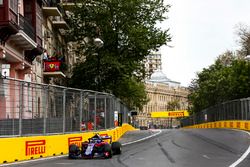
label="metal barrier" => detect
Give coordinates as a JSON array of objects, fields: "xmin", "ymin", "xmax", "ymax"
[
  {"xmin": 0, "ymin": 77, "xmax": 130, "ymax": 137},
  {"xmin": 181, "ymin": 97, "xmax": 250, "ymax": 127}
]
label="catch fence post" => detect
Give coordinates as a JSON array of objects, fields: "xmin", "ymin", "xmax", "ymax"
[
  {"xmin": 79, "ymin": 91, "xmax": 83, "ymax": 131},
  {"xmin": 63, "ymin": 89, "xmax": 66, "ymax": 133},
  {"xmin": 19, "ymin": 82, "xmax": 24, "ymax": 136}
]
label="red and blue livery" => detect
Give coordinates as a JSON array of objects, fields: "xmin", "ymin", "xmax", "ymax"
[{"xmin": 68, "ymin": 134, "xmax": 121, "ymax": 159}]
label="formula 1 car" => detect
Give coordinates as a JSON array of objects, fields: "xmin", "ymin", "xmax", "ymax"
[{"xmin": 68, "ymin": 134, "xmax": 121, "ymax": 159}]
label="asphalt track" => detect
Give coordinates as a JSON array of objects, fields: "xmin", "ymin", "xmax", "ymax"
[{"xmin": 3, "ymin": 129, "xmax": 250, "ymax": 167}]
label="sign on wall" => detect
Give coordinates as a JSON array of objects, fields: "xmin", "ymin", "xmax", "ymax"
[
  {"xmin": 26, "ymin": 140, "xmax": 46, "ymax": 156},
  {"xmin": 44, "ymin": 61, "xmax": 61, "ymax": 72},
  {"xmin": 151, "ymin": 110, "xmax": 189, "ymax": 118}
]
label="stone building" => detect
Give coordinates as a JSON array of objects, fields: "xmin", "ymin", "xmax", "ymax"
[{"xmin": 136, "ymin": 70, "xmax": 189, "ymax": 128}]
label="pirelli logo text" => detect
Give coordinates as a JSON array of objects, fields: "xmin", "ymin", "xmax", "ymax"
[
  {"xmin": 26, "ymin": 140, "xmax": 46, "ymax": 156},
  {"xmin": 168, "ymin": 112, "xmax": 184, "ymax": 117},
  {"xmin": 68, "ymin": 137, "xmax": 82, "ymax": 147}
]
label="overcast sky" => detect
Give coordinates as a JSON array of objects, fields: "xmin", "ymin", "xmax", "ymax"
[{"xmin": 160, "ymin": 0, "xmax": 250, "ymax": 87}]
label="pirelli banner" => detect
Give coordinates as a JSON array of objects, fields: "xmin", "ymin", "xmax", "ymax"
[
  {"xmin": 184, "ymin": 121, "xmax": 250, "ymax": 131},
  {"xmin": 0, "ymin": 124, "xmax": 135, "ymax": 164},
  {"xmin": 151, "ymin": 110, "xmax": 189, "ymax": 118}
]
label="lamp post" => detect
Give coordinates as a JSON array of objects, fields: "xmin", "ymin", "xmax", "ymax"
[
  {"xmin": 245, "ymin": 55, "xmax": 250, "ymax": 61},
  {"xmin": 93, "ymin": 38, "xmax": 104, "ymax": 91},
  {"xmin": 94, "ymin": 38, "xmax": 104, "ymax": 48}
]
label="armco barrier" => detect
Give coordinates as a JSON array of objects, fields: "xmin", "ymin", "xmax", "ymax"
[
  {"xmin": 184, "ymin": 120, "xmax": 250, "ymax": 131},
  {"xmin": 0, "ymin": 124, "xmax": 135, "ymax": 164}
]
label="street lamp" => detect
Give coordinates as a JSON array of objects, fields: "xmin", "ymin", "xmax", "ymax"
[
  {"xmin": 93, "ymin": 38, "xmax": 104, "ymax": 91},
  {"xmin": 245, "ymin": 55, "xmax": 250, "ymax": 61},
  {"xmin": 93, "ymin": 38, "xmax": 104, "ymax": 48}
]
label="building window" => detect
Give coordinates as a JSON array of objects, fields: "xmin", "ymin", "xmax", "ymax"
[
  {"xmin": 9, "ymin": 0, "xmax": 18, "ymax": 13},
  {"xmin": 0, "ymin": 0, "xmax": 3, "ymax": 5}
]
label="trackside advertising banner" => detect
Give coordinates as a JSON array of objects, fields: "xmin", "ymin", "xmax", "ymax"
[
  {"xmin": 184, "ymin": 120, "xmax": 250, "ymax": 131},
  {"xmin": 26, "ymin": 140, "xmax": 46, "ymax": 156},
  {"xmin": 151, "ymin": 110, "xmax": 189, "ymax": 118},
  {"xmin": 0, "ymin": 124, "xmax": 135, "ymax": 164}
]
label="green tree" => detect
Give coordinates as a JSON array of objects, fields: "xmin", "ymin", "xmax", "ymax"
[
  {"xmin": 188, "ymin": 56, "xmax": 250, "ymax": 113},
  {"xmin": 67, "ymin": 0, "xmax": 171, "ymax": 109},
  {"xmin": 188, "ymin": 24, "xmax": 250, "ymax": 113},
  {"xmin": 235, "ymin": 24, "xmax": 250, "ymax": 56},
  {"xmin": 167, "ymin": 99, "xmax": 180, "ymax": 111}
]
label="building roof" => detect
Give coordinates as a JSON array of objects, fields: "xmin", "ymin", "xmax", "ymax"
[
  {"xmin": 147, "ymin": 70, "xmax": 180, "ymax": 86},
  {"xmin": 149, "ymin": 70, "xmax": 170, "ymax": 82}
]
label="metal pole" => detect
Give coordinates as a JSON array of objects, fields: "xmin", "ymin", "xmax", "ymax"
[
  {"xmin": 246, "ymin": 99, "xmax": 249, "ymax": 120},
  {"xmin": 43, "ymin": 86, "xmax": 49, "ymax": 135},
  {"xmin": 79, "ymin": 91, "xmax": 83, "ymax": 131},
  {"xmin": 104, "ymin": 96, "xmax": 107, "ymax": 129},
  {"xmin": 111, "ymin": 96, "xmax": 114, "ymax": 128},
  {"xmin": 63, "ymin": 89, "xmax": 66, "ymax": 133},
  {"xmin": 240, "ymin": 100, "xmax": 244, "ymax": 120},
  {"xmin": 245, "ymin": 99, "xmax": 248, "ymax": 120},
  {"xmin": 94, "ymin": 93, "xmax": 97, "ymax": 130},
  {"xmin": 19, "ymin": 82, "xmax": 24, "ymax": 136}
]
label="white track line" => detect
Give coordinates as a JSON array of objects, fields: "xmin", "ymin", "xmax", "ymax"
[
  {"xmin": 0, "ymin": 129, "xmax": 162, "ymax": 166},
  {"xmin": 122, "ymin": 129, "xmax": 162, "ymax": 146},
  {"xmin": 229, "ymin": 129, "xmax": 250, "ymax": 167},
  {"xmin": 0, "ymin": 155, "xmax": 67, "ymax": 166}
]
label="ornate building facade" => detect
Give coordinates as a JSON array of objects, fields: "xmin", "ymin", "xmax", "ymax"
[{"xmin": 136, "ymin": 69, "xmax": 189, "ymax": 128}]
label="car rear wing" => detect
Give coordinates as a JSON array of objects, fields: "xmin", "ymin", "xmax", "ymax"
[{"xmin": 100, "ymin": 134, "xmax": 112, "ymax": 143}]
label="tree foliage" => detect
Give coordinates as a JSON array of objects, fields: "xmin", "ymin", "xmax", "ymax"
[
  {"xmin": 167, "ymin": 99, "xmax": 180, "ymax": 111},
  {"xmin": 235, "ymin": 24, "xmax": 250, "ymax": 56},
  {"xmin": 67, "ymin": 0, "xmax": 171, "ymax": 109},
  {"xmin": 188, "ymin": 45, "xmax": 250, "ymax": 113}
]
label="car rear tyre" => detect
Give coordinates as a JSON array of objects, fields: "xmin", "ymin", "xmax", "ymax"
[{"xmin": 111, "ymin": 142, "xmax": 121, "ymax": 155}]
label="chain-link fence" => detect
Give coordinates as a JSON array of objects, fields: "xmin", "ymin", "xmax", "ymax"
[
  {"xmin": 0, "ymin": 77, "xmax": 131, "ymax": 137},
  {"xmin": 181, "ymin": 97, "xmax": 250, "ymax": 127}
]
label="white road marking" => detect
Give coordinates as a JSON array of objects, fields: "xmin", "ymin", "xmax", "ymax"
[
  {"xmin": 0, "ymin": 155, "xmax": 67, "ymax": 166},
  {"xmin": 202, "ymin": 155, "xmax": 210, "ymax": 159},
  {"xmin": 55, "ymin": 162, "xmax": 73, "ymax": 165},
  {"xmin": 0, "ymin": 129, "xmax": 162, "ymax": 166},
  {"xmin": 122, "ymin": 129, "xmax": 162, "ymax": 146},
  {"xmin": 135, "ymin": 157, "xmax": 145, "ymax": 160},
  {"xmin": 229, "ymin": 129, "xmax": 250, "ymax": 167}
]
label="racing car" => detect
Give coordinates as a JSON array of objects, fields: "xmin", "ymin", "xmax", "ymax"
[{"xmin": 68, "ymin": 134, "xmax": 121, "ymax": 159}]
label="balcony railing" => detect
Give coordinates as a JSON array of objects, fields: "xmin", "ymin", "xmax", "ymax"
[
  {"xmin": 51, "ymin": 16, "xmax": 69, "ymax": 29},
  {"xmin": 61, "ymin": 0, "xmax": 75, "ymax": 3},
  {"xmin": 43, "ymin": 0, "xmax": 61, "ymax": 6},
  {"xmin": 18, "ymin": 14, "xmax": 35, "ymax": 41},
  {"xmin": 43, "ymin": 0, "xmax": 65, "ymax": 16}
]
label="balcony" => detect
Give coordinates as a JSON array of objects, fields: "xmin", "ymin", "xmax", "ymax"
[
  {"xmin": 43, "ymin": 58, "xmax": 66, "ymax": 78},
  {"xmin": 61, "ymin": 0, "xmax": 81, "ymax": 10},
  {"xmin": 52, "ymin": 16, "xmax": 69, "ymax": 30},
  {"xmin": 8, "ymin": 14, "xmax": 36, "ymax": 50},
  {"xmin": 0, "ymin": 4, "xmax": 19, "ymax": 44},
  {"xmin": 42, "ymin": 1, "xmax": 63, "ymax": 17},
  {"xmin": 43, "ymin": 7, "xmax": 62, "ymax": 17}
]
